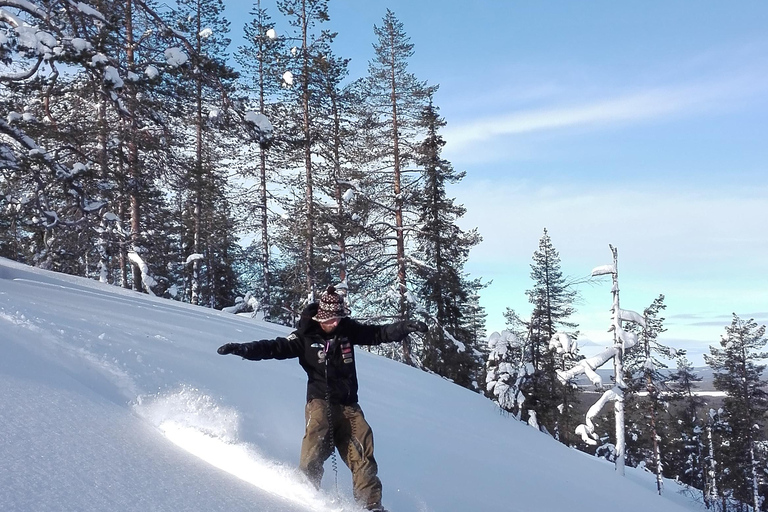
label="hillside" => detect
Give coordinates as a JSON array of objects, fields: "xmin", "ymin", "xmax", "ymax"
[{"xmin": 0, "ymin": 257, "xmax": 704, "ymax": 512}]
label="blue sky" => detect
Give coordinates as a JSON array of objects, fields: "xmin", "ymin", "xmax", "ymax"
[{"xmin": 226, "ymin": 1, "xmax": 768, "ymax": 365}]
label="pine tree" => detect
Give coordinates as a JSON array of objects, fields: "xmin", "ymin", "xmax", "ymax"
[
  {"xmin": 0, "ymin": 0, "xmax": 178, "ymax": 290},
  {"xmin": 523, "ymin": 229, "xmax": 579, "ymax": 439},
  {"xmin": 169, "ymin": 0, "xmax": 239, "ymax": 307},
  {"xmin": 363, "ymin": 10, "xmax": 434, "ymax": 361},
  {"xmin": 0, "ymin": 0, "xmax": 117, "ymax": 272},
  {"xmin": 235, "ymin": 0, "xmax": 284, "ymax": 317},
  {"xmin": 1, "ymin": 0, "xmax": 244, "ymax": 302},
  {"xmin": 310, "ymin": 51, "xmax": 355, "ymax": 286},
  {"xmin": 667, "ymin": 354, "xmax": 707, "ymax": 500},
  {"xmin": 411, "ymin": 98, "xmax": 482, "ymax": 389},
  {"xmin": 274, "ymin": 0, "xmax": 336, "ymax": 303},
  {"xmin": 704, "ymin": 314, "xmax": 768, "ymax": 511},
  {"xmin": 622, "ymin": 295, "xmax": 678, "ymax": 494}
]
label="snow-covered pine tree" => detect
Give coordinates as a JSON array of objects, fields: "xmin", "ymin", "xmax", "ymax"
[
  {"xmin": 361, "ymin": 9, "xmax": 434, "ymax": 362},
  {"xmin": 1, "ymin": 0, "xmax": 168, "ymax": 290},
  {"xmin": 410, "ymin": 97, "xmax": 483, "ymax": 389},
  {"xmin": 1, "ymin": 0, "xmax": 245, "ymax": 299},
  {"xmin": 0, "ymin": 0, "xmax": 118, "ymax": 273},
  {"xmin": 704, "ymin": 407, "xmax": 730, "ymax": 510},
  {"xmin": 498, "ymin": 307, "xmax": 536, "ymax": 419},
  {"xmin": 486, "ymin": 330, "xmax": 526, "ymax": 413},
  {"xmin": 704, "ymin": 314, "xmax": 768, "ymax": 511}
]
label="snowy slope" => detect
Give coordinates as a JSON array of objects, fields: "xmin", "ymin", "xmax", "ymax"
[{"xmin": 0, "ymin": 257, "xmax": 704, "ymax": 512}]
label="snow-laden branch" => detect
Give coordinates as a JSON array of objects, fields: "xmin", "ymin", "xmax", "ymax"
[
  {"xmin": 549, "ymin": 331, "xmax": 577, "ymax": 356},
  {"xmin": 244, "ymin": 111, "xmax": 274, "ymax": 147},
  {"xmin": 618, "ymin": 308, "xmax": 646, "ymax": 328},
  {"xmin": 221, "ymin": 292, "xmax": 261, "ymax": 317},
  {"xmin": 185, "ymin": 253, "xmax": 204, "ymax": 265},
  {"xmin": 67, "ymin": 0, "xmax": 105, "ymax": 21},
  {"xmin": 0, "ymin": 53, "xmax": 43, "ymax": 81},
  {"xmin": 558, "ymin": 345, "xmax": 619, "ymax": 386},
  {"xmin": 0, "ymin": 118, "xmax": 88, "ymax": 187},
  {"xmin": 575, "ymin": 387, "xmax": 623, "ymax": 445},
  {"xmin": 0, "ymin": 1, "xmax": 46, "ymax": 20},
  {"xmin": 127, "ymin": 251, "xmax": 157, "ymax": 296},
  {"xmin": 591, "ymin": 264, "xmax": 616, "ymax": 276}
]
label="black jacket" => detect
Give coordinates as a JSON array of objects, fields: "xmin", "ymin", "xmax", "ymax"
[{"xmin": 233, "ymin": 303, "xmax": 412, "ymax": 405}]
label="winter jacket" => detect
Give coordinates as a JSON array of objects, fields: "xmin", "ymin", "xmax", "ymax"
[{"xmin": 232, "ymin": 303, "xmax": 413, "ymax": 405}]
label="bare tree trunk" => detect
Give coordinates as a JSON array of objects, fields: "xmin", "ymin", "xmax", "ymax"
[
  {"xmin": 388, "ymin": 28, "xmax": 409, "ymax": 362},
  {"xmin": 330, "ymin": 95, "xmax": 347, "ymax": 284},
  {"xmin": 749, "ymin": 441, "xmax": 760, "ymax": 512},
  {"xmin": 125, "ymin": 0, "xmax": 143, "ymax": 292},
  {"xmin": 648, "ymin": 392, "xmax": 663, "ymax": 494},
  {"xmin": 97, "ymin": 85, "xmax": 111, "ymax": 284},
  {"xmin": 644, "ymin": 312, "xmax": 664, "ymax": 494},
  {"xmin": 301, "ymin": 0, "xmax": 315, "ymax": 301},
  {"xmin": 609, "ymin": 245, "xmax": 626, "ymax": 475},
  {"xmin": 191, "ymin": 10, "xmax": 204, "ymax": 306},
  {"xmin": 259, "ymin": 148, "xmax": 270, "ymax": 304},
  {"xmin": 255, "ymin": 0, "xmax": 271, "ymax": 311},
  {"xmin": 118, "ymin": 186, "xmax": 129, "ymax": 288},
  {"xmin": 707, "ymin": 420, "xmax": 719, "ymax": 507}
]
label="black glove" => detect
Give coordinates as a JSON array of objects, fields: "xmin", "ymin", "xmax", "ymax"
[
  {"xmin": 405, "ymin": 320, "xmax": 428, "ymax": 333},
  {"xmin": 217, "ymin": 343, "xmax": 241, "ymax": 355}
]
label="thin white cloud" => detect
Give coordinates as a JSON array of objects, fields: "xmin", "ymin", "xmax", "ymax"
[
  {"xmin": 443, "ymin": 77, "xmax": 766, "ymax": 152},
  {"xmin": 456, "ymin": 180, "xmax": 768, "ymax": 273}
]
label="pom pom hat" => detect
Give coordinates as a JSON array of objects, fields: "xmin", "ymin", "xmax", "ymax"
[{"xmin": 313, "ymin": 285, "xmax": 350, "ymax": 322}]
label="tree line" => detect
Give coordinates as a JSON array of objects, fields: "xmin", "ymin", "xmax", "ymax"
[
  {"xmin": 486, "ymin": 230, "xmax": 768, "ymax": 511},
  {"xmin": 0, "ymin": 0, "xmax": 487, "ymax": 387}
]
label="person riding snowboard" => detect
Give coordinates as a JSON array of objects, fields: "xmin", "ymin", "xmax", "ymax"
[{"xmin": 217, "ymin": 285, "xmax": 428, "ymax": 512}]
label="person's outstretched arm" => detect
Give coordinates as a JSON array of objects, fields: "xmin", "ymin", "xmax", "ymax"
[
  {"xmin": 217, "ymin": 332, "xmax": 304, "ymax": 360},
  {"xmin": 345, "ymin": 319, "xmax": 428, "ymax": 346}
]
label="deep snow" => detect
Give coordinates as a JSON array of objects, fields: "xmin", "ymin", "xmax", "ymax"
[{"xmin": 0, "ymin": 257, "xmax": 704, "ymax": 511}]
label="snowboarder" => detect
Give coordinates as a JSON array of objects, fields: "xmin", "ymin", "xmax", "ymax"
[{"xmin": 217, "ymin": 285, "xmax": 428, "ymax": 512}]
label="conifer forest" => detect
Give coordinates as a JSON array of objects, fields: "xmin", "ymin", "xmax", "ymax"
[{"xmin": 1, "ymin": 1, "xmax": 766, "ymax": 510}]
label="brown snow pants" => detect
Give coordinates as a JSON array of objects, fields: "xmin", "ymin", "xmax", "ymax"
[{"xmin": 299, "ymin": 399, "xmax": 383, "ymax": 510}]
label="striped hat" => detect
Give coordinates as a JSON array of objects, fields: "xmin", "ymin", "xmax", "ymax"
[{"xmin": 313, "ymin": 286, "xmax": 350, "ymax": 322}]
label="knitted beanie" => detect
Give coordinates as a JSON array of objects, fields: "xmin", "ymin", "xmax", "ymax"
[{"xmin": 313, "ymin": 285, "xmax": 350, "ymax": 322}]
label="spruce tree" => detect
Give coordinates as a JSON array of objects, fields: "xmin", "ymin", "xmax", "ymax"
[
  {"xmin": 523, "ymin": 228, "xmax": 579, "ymax": 439},
  {"xmin": 411, "ymin": 98, "xmax": 482, "ymax": 388}
]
